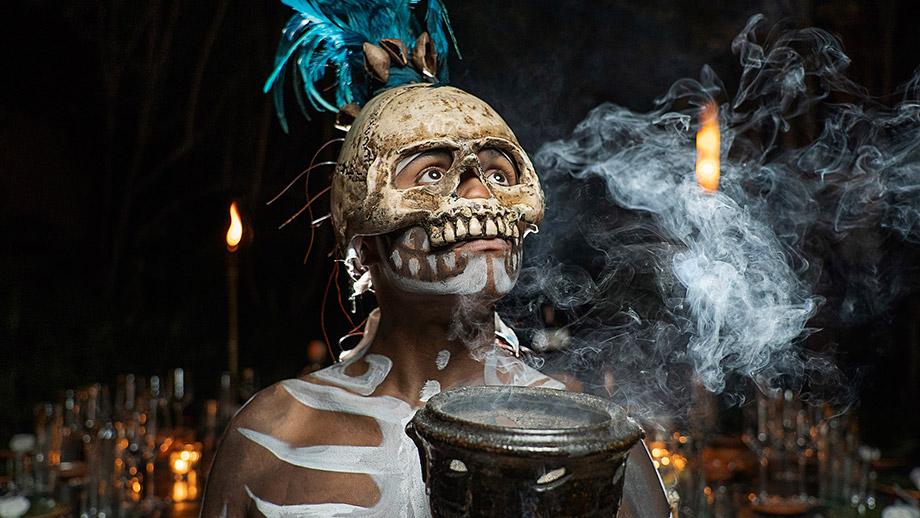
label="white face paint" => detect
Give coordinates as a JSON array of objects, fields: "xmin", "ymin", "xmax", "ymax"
[
  {"xmin": 376, "ymin": 227, "xmax": 522, "ymax": 297},
  {"xmin": 491, "ymin": 256, "xmax": 517, "ymax": 295},
  {"xmin": 383, "ymin": 254, "xmax": 490, "ymax": 295}
]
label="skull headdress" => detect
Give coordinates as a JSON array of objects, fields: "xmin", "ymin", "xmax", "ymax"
[
  {"xmin": 333, "ymin": 85, "xmax": 543, "ymax": 259},
  {"xmin": 266, "ymin": 0, "xmax": 543, "ymax": 294}
]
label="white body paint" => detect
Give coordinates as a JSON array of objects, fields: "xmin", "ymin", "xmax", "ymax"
[
  {"xmin": 494, "ymin": 312, "xmax": 521, "ymax": 356},
  {"xmin": 317, "ymin": 310, "xmax": 393, "ymax": 395},
  {"xmin": 419, "ymin": 380, "xmax": 441, "ymax": 402},
  {"xmin": 435, "ymin": 349, "xmax": 450, "ymax": 370},
  {"xmin": 242, "ymin": 378, "xmax": 426, "ymax": 517},
  {"xmin": 482, "ymin": 348, "xmax": 565, "ymax": 389},
  {"xmin": 312, "ymin": 353, "xmax": 392, "ymax": 396},
  {"xmin": 239, "ymin": 313, "xmax": 562, "ymax": 516}
]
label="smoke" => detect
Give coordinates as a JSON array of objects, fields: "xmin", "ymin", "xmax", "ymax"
[{"xmin": 503, "ymin": 14, "xmax": 920, "ymax": 421}]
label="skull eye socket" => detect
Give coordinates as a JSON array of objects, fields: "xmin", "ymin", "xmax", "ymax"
[
  {"xmin": 418, "ymin": 168, "xmax": 445, "ymax": 185},
  {"xmin": 487, "ymin": 171, "xmax": 511, "ymax": 186},
  {"xmin": 394, "ymin": 149, "xmax": 454, "ymax": 189},
  {"xmin": 478, "ymin": 148, "xmax": 518, "ymax": 187}
]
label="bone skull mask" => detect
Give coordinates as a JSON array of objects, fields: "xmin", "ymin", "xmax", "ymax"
[{"xmin": 331, "ymin": 84, "xmax": 544, "ymax": 260}]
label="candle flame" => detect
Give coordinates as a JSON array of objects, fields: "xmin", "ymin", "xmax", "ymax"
[
  {"xmin": 695, "ymin": 102, "xmax": 720, "ymax": 192},
  {"xmin": 226, "ymin": 201, "xmax": 243, "ymax": 251}
]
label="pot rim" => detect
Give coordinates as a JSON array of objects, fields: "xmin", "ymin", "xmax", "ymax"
[{"xmin": 409, "ymin": 386, "xmax": 644, "ymax": 458}]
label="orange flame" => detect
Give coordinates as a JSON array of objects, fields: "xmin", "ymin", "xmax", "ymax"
[
  {"xmin": 226, "ymin": 201, "xmax": 243, "ymax": 251},
  {"xmin": 695, "ymin": 102, "xmax": 720, "ymax": 192}
]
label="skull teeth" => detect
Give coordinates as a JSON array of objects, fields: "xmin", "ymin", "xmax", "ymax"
[
  {"xmin": 468, "ymin": 216, "xmax": 482, "ymax": 237},
  {"xmin": 443, "ymin": 221, "xmax": 456, "ymax": 243},
  {"xmin": 484, "ymin": 218, "xmax": 498, "ymax": 237},
  {"xmin": 429, "ymin": 226, "xmax": 445, "ymax": 247},
  {"xmin": 424, "ymin": 209, "xmax": 525, "ymax": 247},
  {"xmin": 455, "ymin": 218, "xmax": 468, "ymax": 239}
]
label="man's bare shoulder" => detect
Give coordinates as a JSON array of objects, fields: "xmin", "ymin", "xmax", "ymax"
[
  {"xmin": 200, "ymin": 382, "xmax": 311, "ymax": 516},
  {"xmin": 232, "ymin": 381, "xmax": 318, "ymax": 440},
  {"xmin": 200, "ymin": 378, "xmax": 384, "ymax": 517},
  {"xmin": 215, "ymin": 378, "xmax": 385, "ymax": 464}
]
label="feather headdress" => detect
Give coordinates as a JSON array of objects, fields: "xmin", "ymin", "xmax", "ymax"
[{"xmin": 265, "ymin": 0, "xmax": 460, "ymax": 131}]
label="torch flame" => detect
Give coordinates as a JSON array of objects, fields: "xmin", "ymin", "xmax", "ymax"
[
  {"xmin": 226, "ymin": 201, "xmax": 243, "ymax": 251},
  {"xmin": 695, "ymin": 102, "xmax": 720, "ymax": 192}
]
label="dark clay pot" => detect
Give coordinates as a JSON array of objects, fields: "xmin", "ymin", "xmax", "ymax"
[{"xmin": 406, "ymin": 386, "xmax": 644, "ymax": 517}]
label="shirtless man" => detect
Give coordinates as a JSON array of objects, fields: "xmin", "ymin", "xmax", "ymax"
[
  {"xmin": 201, "ymin": 84, "xmax": 669, "ymax": 517},
  {"xmin": 202, "ymin": 0, "xmax": 669, "ymax": 512}
]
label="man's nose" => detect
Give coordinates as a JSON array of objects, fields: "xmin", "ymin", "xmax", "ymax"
[
  {"xmin": 455, "ymin": 156, "xmax": 491, "ymax": 199},
  {"xmin": 456, "ymin": 173, "xmax": 491, "ymax": 199}
]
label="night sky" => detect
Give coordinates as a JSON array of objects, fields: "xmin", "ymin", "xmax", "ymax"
[{"xmin": 3, "ymin": 1, "xmax": 920, "ymax": 450}]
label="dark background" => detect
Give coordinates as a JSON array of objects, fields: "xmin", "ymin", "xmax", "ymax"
[{"xmin": 2, "ymin": 0, "xmax": 919, "ymax": 451}]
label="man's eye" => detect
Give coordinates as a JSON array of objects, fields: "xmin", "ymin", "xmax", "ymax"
[
  {"xmin": 488, "ymin": 170, "xmax": 509, "ymax": 186},
  {"xmin": 418, "ymin": 169, "xmax": 444, "ymax": 185}
]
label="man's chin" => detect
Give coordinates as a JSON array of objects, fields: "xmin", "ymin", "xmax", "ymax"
[{"xmin": 377, "ymin": 225, "xmax": 521, "ymax": 296}]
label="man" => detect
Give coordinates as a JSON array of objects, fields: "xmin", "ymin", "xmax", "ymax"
[
  {"xmin": 203, "ymin": 2, "xmax": 669, "ymax": 515},
  {"xmin": 203, "ymin": 83, "xmax": 669, "ymax": 517}
]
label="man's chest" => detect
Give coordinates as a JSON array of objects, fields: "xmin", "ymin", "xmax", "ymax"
[{"xmin": 238, "ymin": 379, "xmax": 430, "ymax": 516}]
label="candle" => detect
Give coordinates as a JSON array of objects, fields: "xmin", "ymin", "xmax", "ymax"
[{"xmin": 226, "ymin": 202, "xmax": 243, "ymax": 381}]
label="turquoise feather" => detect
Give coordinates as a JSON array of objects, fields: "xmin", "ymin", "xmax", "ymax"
[{"xmin": 266, "ymin": 0, "xmax": 459, "ymax": 131}]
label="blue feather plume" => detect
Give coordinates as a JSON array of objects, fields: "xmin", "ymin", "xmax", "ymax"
[{"xmin": 266, "ymin": 0, "xmax": 460, "ymax": 132}]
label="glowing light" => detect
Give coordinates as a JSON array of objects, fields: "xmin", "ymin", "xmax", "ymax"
[
  {"xmin": 226, "ymin": 201, "xmax": 243, "ymax": 251},
  {"xmin": 172, "ymin": 481, "xmax": 189, "ymax": 502},
  {"xmin": 695, "ymin": 102, "xmax": 721, "ymax": 192},
  {"xmin": 672, "ymin": 455, "xmax": 687, "ymax": 471},
  {"xmin": 172, "ymin": 458, "xmax": 189, "ymax": 475},
  {"xmin": 169, "ymin": 443, "xmax": 202, "ymax": 476},
  {"xmin": 188, "ymin": 470, "xmax": 199, "ymax": 499},
  {"xmin": 168, "ymin": 443, "xmax": 202, "ymax": 502},
  {"xmin": 647, "ymin": 439, "xmax": 687, "ymax": 476},
  {"xmin": 160, "ymin": 437, "xmax": 174, "ymax": 453}
]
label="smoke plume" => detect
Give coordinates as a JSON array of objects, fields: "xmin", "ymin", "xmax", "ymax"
[{"xmin": 503, "ymin": 14, "xmax": 920, "ymax": 421}]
